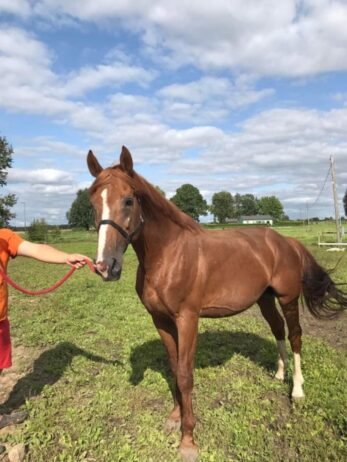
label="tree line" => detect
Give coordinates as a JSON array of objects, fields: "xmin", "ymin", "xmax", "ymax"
[
  {"xmin": 1, "ymin": 136, "xmax": 347, "ymax": 230},
  {"xmin": 170, "ymin": 184, "xmax": 287, "ymax": 223},
  {"xmin": 66, "ymin": 184, "xmax": 287, "ymax": 229}
]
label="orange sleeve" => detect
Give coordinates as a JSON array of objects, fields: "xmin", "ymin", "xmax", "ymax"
[{"xmin": 0, "ymin": 229, "xmax": 24, "ymax": 258}]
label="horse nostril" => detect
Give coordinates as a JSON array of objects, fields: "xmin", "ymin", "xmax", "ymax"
[
  {"xmin": 111, "ymin": 259, "xmax": 117, "ymax": 272},
  {"xmin": 110, "ymin": 259, "xmax": 122, "ymax": 278}
]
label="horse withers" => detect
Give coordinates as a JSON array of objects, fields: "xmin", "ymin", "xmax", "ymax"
[{"xmin": 87, "ymin": 146, "xmax": 347, "ymax": 461}]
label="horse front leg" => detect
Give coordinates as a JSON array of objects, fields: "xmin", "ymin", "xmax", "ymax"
[
  {"xmin": 176, "ymin": 311, "xmax": 199, "ymax": 462},
  {"xmin": 151, "ymin": 313, "xmax": 181, "ymax": 433}
]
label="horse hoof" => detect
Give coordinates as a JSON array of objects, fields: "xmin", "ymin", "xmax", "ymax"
[
  {"xmin": 292, "ymin": 393, "xmax": 305, "ymax": 402},
  {"xmin": 179, "ymin": 445, "xmax": 199, "ymax": 462},
  {"xmin": 274, "ymin": 372, "xmax": 285, "ymax": 381},
  {"xmin": 292, "ymin": 385, "xmax": 305, "ymax": 401},
  {"xmin": 164, "ymin": 418, "xmax": 181, "ymax": 434}
]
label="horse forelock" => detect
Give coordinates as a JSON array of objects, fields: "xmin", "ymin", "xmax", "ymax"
[{"xmin": 89, "ymin": 167, "xmax": 135, "ymax": 196}]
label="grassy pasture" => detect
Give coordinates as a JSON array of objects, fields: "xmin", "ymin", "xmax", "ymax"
[{"xmin": 1, "ymin": 223, "xmax": 346, "ymax": 461}]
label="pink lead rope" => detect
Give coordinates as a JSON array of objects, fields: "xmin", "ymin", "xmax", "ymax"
[{"xmin": 0, "ymin": 259, "xmax": 96, "ymax": 296}]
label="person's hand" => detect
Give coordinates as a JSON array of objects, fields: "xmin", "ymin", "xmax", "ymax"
[{"xmin": 66, "ymin": 254, "xmax": 91, "ymax": 269}]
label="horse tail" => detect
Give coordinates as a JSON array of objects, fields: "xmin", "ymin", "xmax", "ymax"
[{"xmin": 289, "ymin": 238, "xmax": 347, "ymax": 319}]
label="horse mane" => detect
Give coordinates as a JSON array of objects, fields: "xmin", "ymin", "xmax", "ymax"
[{"xmin": 90, "ymin": 166, "xmax": 203, "ymax": 233}]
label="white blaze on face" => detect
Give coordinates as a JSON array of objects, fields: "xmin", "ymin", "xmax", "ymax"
[{"xmin": 97, "ymin": 188, "xmax": 110, "ymax": 262}]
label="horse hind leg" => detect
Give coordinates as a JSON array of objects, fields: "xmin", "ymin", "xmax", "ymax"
[
  {"xmin": 258, "ymin": 291, "xmax": 288, "ymax": 380},
  {"xmin": 279, "ymin": 296, "xmax": 305, "ymax": 400}
]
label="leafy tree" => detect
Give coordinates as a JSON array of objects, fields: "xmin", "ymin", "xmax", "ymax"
[
  {"xmin": 0, "ymin": 136, "xmax": 16, "ymax": 226},
  {"xmin": 210, "ymin": 191, "xmax": 234, "ymax": 223},
  {"xmin": 27, "ymin": 219, "xmax": 48, "ymax": 242},
  {"xmin": 237, "ymin": 194, "xmax": 259, "ymax": 217},
  {"xmin": 233, "ymin": 193, "xmax": 242, "ymax": 218},
  {"xmin": 170, "ymin": 184, "xmax": 208, "ymax": 222},
  {"xmin": 67, "ymin": 189, "xmax": 94, "ymax": 230},
  {"xmin": 258, "ymin": 195, "xmax": 284, "ymax": 220},
  {"xmin": 344, "ymin": 190, "xmax": 347, "ymax": 216}
]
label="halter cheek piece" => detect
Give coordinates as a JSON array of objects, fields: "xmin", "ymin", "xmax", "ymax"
[{"xmin": 97, "ymin": 215, "xmax": 144, "ymax": 245}]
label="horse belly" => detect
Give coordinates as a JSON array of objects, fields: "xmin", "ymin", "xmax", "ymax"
[
  {"xmin": 200, "ymin": 305, "xmax": 249, "ymax": 318},
  {"xmin": 200, "ymin": 261, "xmax": 269, "ymax": 317},
  {"xmin": 200, "ymin": 292, "xmax": 260, "ymax": 318}
]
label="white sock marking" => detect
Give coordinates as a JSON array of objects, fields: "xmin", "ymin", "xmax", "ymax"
[
  {"xmin": 275, "ymin": 340, "xmax": 288, "ymax": 380},
  {"xmin": 292, "ymin": 352, "xmax": 305, "ymax": 399},
  {"xmin": 97, "ymin": 188, "xmax": 110, "ymax": 262}
]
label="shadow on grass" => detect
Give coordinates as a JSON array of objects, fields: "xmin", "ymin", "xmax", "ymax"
[
  {"xmin": 130, "ymin": 330, "xmax": 278, "ymax": 388},
  {"xmin": 0, "ymin": 341, "xmax": 120, "ymax": 414}
]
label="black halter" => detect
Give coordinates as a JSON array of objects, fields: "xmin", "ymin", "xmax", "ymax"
[{"xmin": 97, "ymin": 215, "xmax": 144, "ymax": 244}]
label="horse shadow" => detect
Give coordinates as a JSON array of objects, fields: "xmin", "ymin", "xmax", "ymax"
[
  {"xmin": 0, "ymin": 341, "xmax": 120, "ymax": 414},
  {"xmin": 130, "ymin": 330, "xmax": 278, "ymax": 390}
]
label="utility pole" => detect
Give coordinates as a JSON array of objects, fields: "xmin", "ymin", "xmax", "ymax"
[{"xmin": 330, "ymin": 155, "xmax": 341, "ymax": 243}]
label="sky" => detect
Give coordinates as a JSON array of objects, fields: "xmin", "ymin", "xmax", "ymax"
[{"xmin": 0, "ymin": 0, "xmax": 347, "ymax": 226}]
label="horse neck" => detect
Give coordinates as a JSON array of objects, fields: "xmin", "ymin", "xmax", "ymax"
[{"xmin": 132, "ymin": 214, "xmax": 183, "ymax": 268}]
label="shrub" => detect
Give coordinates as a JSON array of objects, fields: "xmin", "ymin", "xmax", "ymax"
[
  {"xmin": 49, "ymin": 226, "xmax": 62, "ymax": 243},
  {"xmin": 27, "ymin": 219, "xmax": 48, "ymax": 242}
]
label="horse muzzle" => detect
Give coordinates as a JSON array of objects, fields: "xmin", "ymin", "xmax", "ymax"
[{"xmin": 95, "ymin": 258, "xmax": 122, "ymax": 281}]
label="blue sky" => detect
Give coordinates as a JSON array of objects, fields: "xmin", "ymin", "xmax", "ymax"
[{"xmin": 0, "ymin": 0, "xmax": 347, "ymax": 225}]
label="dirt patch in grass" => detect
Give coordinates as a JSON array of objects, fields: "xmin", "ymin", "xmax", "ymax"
[
  {"xmin": 0, "ymin": 345, "xmax": 42, "ymax": 405},
  {"xmin": 299, "ymin": 311, "xmax": 347, "ymax": 351},
  {"xmin": 244, "ymin": 306, "xmax": 347, "ymax": 351}
]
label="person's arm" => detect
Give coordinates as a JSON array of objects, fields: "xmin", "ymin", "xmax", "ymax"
[{"xmin": 17, "ymin": 241, "xmax": 90, "ymax": 268}]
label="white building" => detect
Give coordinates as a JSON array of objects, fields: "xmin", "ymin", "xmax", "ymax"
[{"xmin": 239, "ymin": 215, "xmax": 273, "ymax": 225}]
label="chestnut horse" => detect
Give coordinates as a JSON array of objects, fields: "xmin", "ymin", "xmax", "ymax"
[{"xmin": 88, "ymin": 146, "xmax": 346, "ymax": 461}]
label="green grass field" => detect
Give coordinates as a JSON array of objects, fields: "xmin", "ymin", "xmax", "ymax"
[{"xmin": 1, "ymin": 224, "xmax": 346, "ymax": 461}]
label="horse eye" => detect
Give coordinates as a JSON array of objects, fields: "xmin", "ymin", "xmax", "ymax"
[{"xmin": 124, "ymin": 197, "xmax": 134, "ymax": 207}]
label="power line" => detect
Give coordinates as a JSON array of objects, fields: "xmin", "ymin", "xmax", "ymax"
[
  {"xmin": 304, "ymin": 162, "xmax": 333, "ymax": 224},
  {"xmin": 311, "ymin": 164, "xmax": 331, "ymax": 206}
]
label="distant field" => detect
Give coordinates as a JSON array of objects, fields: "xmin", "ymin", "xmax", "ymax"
[
  {"xmin": 1, "ymin": 224, "xmax": 346, "ymax": 461},
  {"xmin": 274, "ymin": 222, "xmax": 347, "ymax": 246}
]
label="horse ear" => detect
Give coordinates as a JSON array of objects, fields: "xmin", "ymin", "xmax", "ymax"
[
  {"xmin": 119, "ymin": 146, "xmax": 134, "ymax": 175},
  {"xmin": 87, "ymin": 150, "xmax": 103, "ymax": 177}
]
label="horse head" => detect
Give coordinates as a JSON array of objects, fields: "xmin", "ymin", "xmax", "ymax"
[{"xmin": 87, "ymin": 146, "xmax": 143, "ymax": 281}]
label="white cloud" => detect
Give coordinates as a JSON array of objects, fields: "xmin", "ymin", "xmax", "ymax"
[
  {"xmin": 33, "ymin": 0, "xmax": 153, "ymax": 20},
  {"xmin": 0, "ymin": 26, "xmax": 69, "ymax": 115},
  {"xmin": 0, "ymin": 25, "xmax": 51, "ymax": 66},
  {"xmin": 7, "ymin": 166, "xmax": 81, "ymax": 225},
  {"xmin": 0, "ymin": 27, "xmax": 146, "ymax": 139},
  {"xmin": 61, "ymin": 63, "xmax": 156, "ymax": 97},
  {"xmin": 15, "ymin": 138, "xmax": 86, "ymax": 158},
  {"xmin": 108, "ymin": 93, "xmax": 155, "ymax": 116},
  {"xmin": 0, "ymin": 0, "xmax": 31, "ymax": 17},
  {"xmin": 8, "ymin": 168, "xmax": 74, "ymax": 185},
  {"xmin": 144, "ymin": 0, "xmax": 347, "ymax": 76},
  {"xmin": 10, "ymin": 185, "xmax": 78, "ymax": 225},
  {"xmin": 157, "ymin": 76, "xmax": 274, "ymax": 123},
  {"xmin": 159, "ymin": 75, "xmax": 273, "ymax": 107},
  {"xmin": 32, "ymin": 0, "xmax": 347, "ymax": 77}
]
